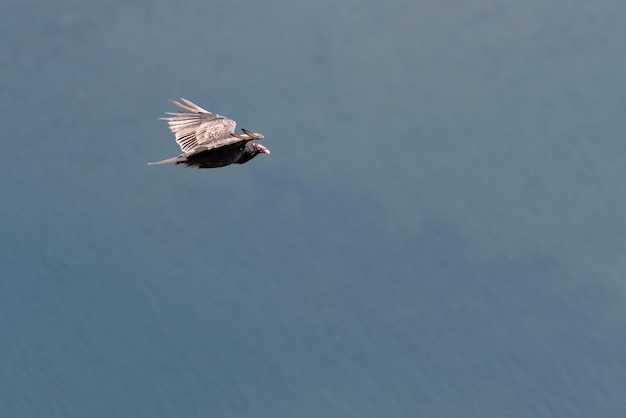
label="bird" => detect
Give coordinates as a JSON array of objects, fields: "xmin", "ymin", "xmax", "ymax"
[{"xmin": 148, "ymin": 98, "xmax": 269, "ymax": 168}]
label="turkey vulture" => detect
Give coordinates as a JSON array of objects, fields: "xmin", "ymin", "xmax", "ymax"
[{"xmin": 148, "ymin": 98, "xmax": 269, "ymax": 168}]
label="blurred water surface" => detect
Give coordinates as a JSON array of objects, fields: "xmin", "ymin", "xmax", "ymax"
[{"xmin": 2, "ymin": 0, "xmax": 626, "ymax": 416}]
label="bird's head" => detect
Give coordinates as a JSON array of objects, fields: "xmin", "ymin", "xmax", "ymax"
[
  {"xmin": 236, "ymin": 142, "xmax": 270, "ymax": 165},
  {"xmin": 251, "ymin": 143, "xmax": 270, "ymax": 155}
]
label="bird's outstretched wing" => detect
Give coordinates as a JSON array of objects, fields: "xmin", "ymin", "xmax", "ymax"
[{"xmin": 160, "ymin": 98, "xmax": 240, "ymax": 153}]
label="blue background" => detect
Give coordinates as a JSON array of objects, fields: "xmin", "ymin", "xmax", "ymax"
[{"xmin": 2, "ymin": 0, "xmax": 626, "ymax": 416}]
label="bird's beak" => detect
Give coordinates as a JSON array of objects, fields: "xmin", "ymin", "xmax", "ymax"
[
  {"xmin": 230, "ymin": 133, "xmax": 247, "ymax": 139},
  {"xmin": 256, "ymin": 144, "xmax": 270, "ymax": 154}
]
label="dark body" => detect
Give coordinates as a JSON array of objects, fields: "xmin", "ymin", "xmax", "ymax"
[{"xmin": 182, "ymin": 142, "xmax": 260, "ymax": 168}]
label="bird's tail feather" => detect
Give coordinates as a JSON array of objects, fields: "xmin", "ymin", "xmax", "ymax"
[{"xmin": 147, "ymin": 155, "xmax": 186, "ymax": 165}]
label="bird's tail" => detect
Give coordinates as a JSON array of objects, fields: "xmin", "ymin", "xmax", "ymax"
[{"xmin": 147, "ymin": 155, "xmax": 187, "ymax": 165}]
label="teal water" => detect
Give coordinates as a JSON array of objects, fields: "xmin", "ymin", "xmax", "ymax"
[{"xmin": 2, "ymin": 0, "xmax": 626, "ymax": 416}]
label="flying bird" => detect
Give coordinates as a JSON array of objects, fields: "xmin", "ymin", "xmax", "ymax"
[{"xmin": 148, "ymin": 98, "xmax": 269, "ymax": 168}]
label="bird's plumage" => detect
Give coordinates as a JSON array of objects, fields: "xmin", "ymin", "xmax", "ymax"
[{"xmin": 149, "ymin": 98, "xmax": 268, "ymax": 169}]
